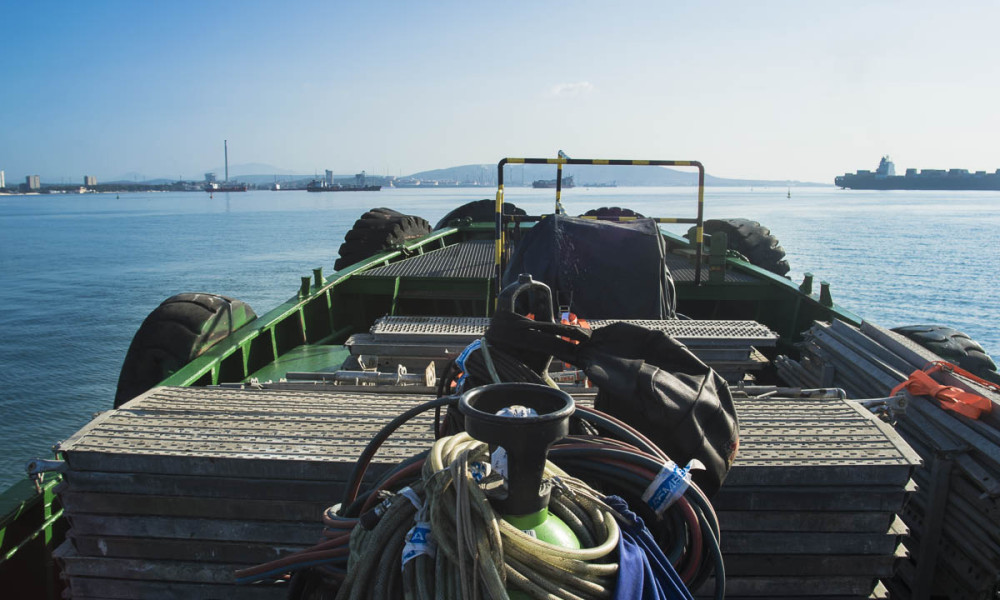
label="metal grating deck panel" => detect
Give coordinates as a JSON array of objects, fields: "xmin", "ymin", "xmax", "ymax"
[
  {"xmin": 353, "ymin": 239, "xmax": 758, "ymax": 284},
  {"xmin": 358, "ymin": 239, "xmax": 494, "ymax": 279},
  {"xmin": 58, "ymin": 387, "xmax": 436, "ymax": 479},
  {"xmin": 725, "ymin": 398, "xmax": 920, "ymax": 486},
  {"xmin": 664, "ymin": 252, "xmax": 759, "ymax": 284},
  {"xmin": 59, "ymin": 388, "xmax": 914, "ymax": 486},
  {"xmin": 367, "ymin": 315, "xmax": 778, "ymax": 347}
]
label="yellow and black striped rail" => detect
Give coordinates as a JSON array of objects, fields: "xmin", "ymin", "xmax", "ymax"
[{"xmin": 493, "ymin": 157, "xmax": 706, "ymax": 297}]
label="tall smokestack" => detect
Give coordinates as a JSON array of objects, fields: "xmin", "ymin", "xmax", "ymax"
[{"xmin": 224, "ymin": 140, "xmax": 229, "ymax": 182}]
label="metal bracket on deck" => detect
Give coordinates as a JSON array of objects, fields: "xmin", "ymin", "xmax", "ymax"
[
  {"xmin": 858, "ymin": 395, "xmax": 909, "ymax": 417},
  {"xmin": 25, "ymin": 458, "xmax": 67, "ymax": 492}
]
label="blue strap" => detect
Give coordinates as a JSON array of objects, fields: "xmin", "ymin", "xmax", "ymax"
[{"xmin": 605, "ymin": 495, "xmax": 694, "ymax": 600}]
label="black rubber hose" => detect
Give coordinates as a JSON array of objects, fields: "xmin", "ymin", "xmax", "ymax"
[
  {"xmin": 341, "ymin": 451, "xmax": 428, "ymax": 518},
  {"xmin": 572, "ymin": 406, "xmax": 668, "ymax": 460},
  {"xmin": 690, "ymin": 502, "xmax": 725, "ymax": 600},
  {"xmin": 339, "ymin": 395, "xmax": 458, "ymax": 510}
]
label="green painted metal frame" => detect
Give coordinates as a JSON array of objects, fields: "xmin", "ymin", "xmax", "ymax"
[
  {"xmin": 151, "ymin": 218, "xmax": 860, "ymax": 392},
  {"xmin": 156, "ymin": 227, "xmax": 465, "ymax": 389},
  {"xmin": 0, "ymin": 476, "xmax": 65, "ymax": 598}
]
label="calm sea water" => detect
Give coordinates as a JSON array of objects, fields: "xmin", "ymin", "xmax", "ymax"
[{"xmin": 1, "ymin": 186, "xmax": 997, "ymax": 489}]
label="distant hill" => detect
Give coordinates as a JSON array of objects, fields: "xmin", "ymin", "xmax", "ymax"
[
  {"xmin": 407, "ymin": 163, "xmax": 823, "ymax": 187},
  {"xmin": 106, "ymin": 162, "xmax": 822, "ymax": 188}
]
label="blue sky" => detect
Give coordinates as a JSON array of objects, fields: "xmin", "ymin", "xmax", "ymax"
[{"xmin": 2, "ymin": 1, "xmax": 998, "ymax": 183}]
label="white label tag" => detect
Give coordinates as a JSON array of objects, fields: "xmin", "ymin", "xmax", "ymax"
[
  {"xmin": 641, "ymin": 460, "xmax": 692, "ymax": 515},
  {"xmin": 491, "ymin": 446, "xmax": 509, "ymax": 480},
  {"xmin": 401, "ymin": 521, "xmax": 436, "ymax": 568},
  {"xmin": 399, "ymin": 486, "xmax": 423, "ymax": 511}
]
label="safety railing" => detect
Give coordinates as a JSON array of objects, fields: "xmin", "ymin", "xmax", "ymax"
[{"xmin": 493, "ymin": 157, "xmax": 706, "ymax": 297}]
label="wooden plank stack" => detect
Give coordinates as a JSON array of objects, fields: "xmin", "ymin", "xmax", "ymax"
[
  {"xmin": 697, "ymin": 395, "xmax": 918, "ymax": 599},
  {"xmin": 775, "ymin": 319, "xmax": 1000, "ymax": 599},
  {"xmin": 53, "ymin": 387, "xmax": 436, "ymax": 599}
]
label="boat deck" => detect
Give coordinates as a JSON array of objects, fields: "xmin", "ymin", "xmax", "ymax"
[{"xmin": 54, "ymin": 385, "xmax": 918, "ymax": 599}]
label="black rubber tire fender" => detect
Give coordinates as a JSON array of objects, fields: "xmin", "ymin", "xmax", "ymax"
[
  {"xmin": 580, "ymin": 206, "xmax": 646, "ymax": 219},
  {"xmin": 114, "ymin": 293, "xmax": 257, "ymax": 407},
  {"xmin": 686, "ymin": 218, "xmax": 790, "ymax": 276},
  {"xmin": 335, "ymin": 208, "xmax": 432, "ymax": 270},
  {"xmin": 433, "ymin": 199, "xmax": 526, "ymax": 230},
  {"xmin": 891, "ymin": 325, "xmax": 1000, "ymax": 384}
]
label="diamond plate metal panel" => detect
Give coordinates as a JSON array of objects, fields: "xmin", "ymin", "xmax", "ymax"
[{"xmin": 358, "ymin": 240, "xmax": 494, "ymax": 279}]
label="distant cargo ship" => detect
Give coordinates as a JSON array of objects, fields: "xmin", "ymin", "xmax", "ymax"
[
  {"xmin": 532, "ymin": 175, "xmax": 574, "ymax": 189},
  {"xmin": 204, "ymin": 182, "xmax": 249, "ymax": 192},
  {"xmin": 835, "ymin": 156, "xmax": 1000, "ymax": 190}
]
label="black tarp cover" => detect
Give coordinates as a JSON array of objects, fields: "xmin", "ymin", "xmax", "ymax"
[{"xmin": 501, "ymin": 215, "xmax": 674, "ymax": 319}]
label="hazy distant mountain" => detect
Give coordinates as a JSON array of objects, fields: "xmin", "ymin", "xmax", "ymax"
[
  {"xmin": 108, "ymin": 162, "xmax": 822, "ymax": 187},
  {"xmin": 407, "ymin": 163, "xmax": 822, "ymax": 187},
  {"xmin": 406, "ymin": 164, "xmax": 496, "ymax": 185}
]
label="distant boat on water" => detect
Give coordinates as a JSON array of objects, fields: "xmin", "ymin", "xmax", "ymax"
[
  {"xmin": 836, "ymin": 156, "xmax": 1000, "ymax": 190},
  {"xmin": 205, "ymin": 182, "xmax": 249, "ymax": 192},
  {"xmin": 533, "ymin": 175, "xmax": 574, "ymax": 189}
]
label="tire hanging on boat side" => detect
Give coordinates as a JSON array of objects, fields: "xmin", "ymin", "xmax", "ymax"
[
  {"xmin": 334, "ymin": 207, "xmax": 432, "ymax": 270},
  {"xmin": 686, "ymin": 218, "xmax": 790, "ymax": 276},
  {"xmin": 114, "ymin": 293, "xmax": 257, "ymax": 407},
  {"xmin": 892, "ymin": 325, "xmax": 1000, "ymax": 384},
  {"xmin": 433, "ymin": 199, "xmax": 526, "ymax": 230},
  {"xmin": 580, "ymin": 206, "xmax": 646, "ymax": 219}
]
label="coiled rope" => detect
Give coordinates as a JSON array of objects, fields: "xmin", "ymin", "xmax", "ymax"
[
  {"xmin": 334, "ymin": 432, "xmax": 621, "ymax": 600},
  {"xmin": 236, "ymin": 398, "xmax": 723, "ymax": 599}
]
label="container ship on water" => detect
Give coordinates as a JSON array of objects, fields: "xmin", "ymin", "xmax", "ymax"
[{"xmin": 836, "ymin": 156, "xmax": 1000, "ymax": 190}]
